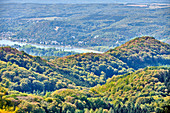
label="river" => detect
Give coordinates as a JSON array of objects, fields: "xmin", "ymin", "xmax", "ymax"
[{"xmin": 0, "ymin": 39, "xmax": 103, "ymax": 54}]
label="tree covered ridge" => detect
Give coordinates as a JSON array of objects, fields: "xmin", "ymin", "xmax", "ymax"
[
  {"xmin": 108, "ymin": 36, "xmax": 170, "ymax": 55},
  {"xmin": 106, "ymin": 36, "xmax": 170, "ymax": 69}
]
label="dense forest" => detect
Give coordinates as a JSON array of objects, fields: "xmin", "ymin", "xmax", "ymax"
[
  {"xmin": 0, "ymin": 67, "xmax": 169, "ymax": 113},
  {"xmin": 0, "ymin": 3, "xmax": 169, "ymax": 48},
  {"xmin": 0, "ymin": 36, "xmax": 169, "ymax": 112}
]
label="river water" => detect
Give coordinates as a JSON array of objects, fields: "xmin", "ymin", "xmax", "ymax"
[{"xmin": 0, "ymin": 39, "xmax": 103, "ymax": 53}]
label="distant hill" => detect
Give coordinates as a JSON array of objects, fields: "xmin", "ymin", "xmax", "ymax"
[
  {"xmin": 107, "ymin": 36, "xmax": 170, "ymax": 69},
  {"xmin": 1, "ymin": 3, "xmax": 169, "ymax": 47}
]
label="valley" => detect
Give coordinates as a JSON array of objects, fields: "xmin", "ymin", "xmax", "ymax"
[{"xmin": 0, "ymin": 3, "xmax": 169, "ymax": 48}]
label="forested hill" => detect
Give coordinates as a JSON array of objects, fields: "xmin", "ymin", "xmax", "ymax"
[
  {"xmin": 106, "ymin": 36, "xmax": 170, "ymax": 69},
  {"xmin": 0, "ymin": 36, "xmax": 170, "ymax": 112},
  {"xmin": 53, "ymin": 36, "xmax": 170, "ymax": 81},
  {"xmin": 0, "ymin": 36, "xmax": 169, "ymax": 93}
]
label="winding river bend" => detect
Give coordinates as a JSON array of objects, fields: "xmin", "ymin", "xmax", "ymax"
[{"xmin": 0, "ymin": 39, "xmax": 103, "ymax": 54}]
